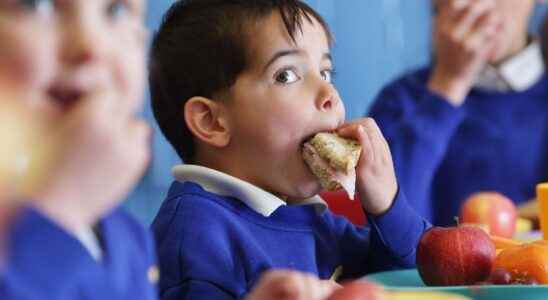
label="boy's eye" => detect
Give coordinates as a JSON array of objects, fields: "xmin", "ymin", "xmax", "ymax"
[
  {"xmin": 107, "ymin": 0, "xmax": 130, "ymax": 19},
  {"xmin": 321, "ymin": 69, "xmax": 333, "ymax": 83},
  {"xmin": 15, "ymin": 0, "xmax": 54, "ymax": 15},
  {"xmin": 275, "ymin": 69, "xmax": 300, "ymax": 84}
]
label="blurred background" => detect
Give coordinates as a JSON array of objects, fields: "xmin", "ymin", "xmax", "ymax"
[{"xmin": 125, "ymin": 0, "xmax": 548, "ymax": 224}]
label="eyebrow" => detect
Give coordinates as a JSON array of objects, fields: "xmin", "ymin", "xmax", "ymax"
[{"xmin": 263, "ymin": 49, "xmax": 332, "ymax": 72}]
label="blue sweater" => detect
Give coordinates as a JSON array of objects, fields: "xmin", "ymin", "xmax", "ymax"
[
  {"xmin": 152, "ymin": 181, "xmax": 430, "ymax": 300},
  {"xmin": 369, "ymin": 68, "xmax": 548, "ymax": 225},
  {"xmin": 0, "ymin": 206, "xmax": 158, "ymax": 300}
]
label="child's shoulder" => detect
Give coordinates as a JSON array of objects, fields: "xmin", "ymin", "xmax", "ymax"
[
  {"xmin": 152, "ymin": 182, "xmax": 250, "ymax": 273},
  {"xmin": 104, "ymin": 206, "xmax": 154, "ymax": 247},
  {"xmin": 158, "ymin": 180, "xmax": 248, "ymax": 217},
  {"xmin": 381, "ymin": 67, "xmax": 431, "ymax": 94},
  {"xmin": 151, "ymin": 180, "xmax": 250, "ymax": 237}
]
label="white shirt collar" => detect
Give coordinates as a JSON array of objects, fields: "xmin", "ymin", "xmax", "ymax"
[
  {"xmin": 474, "ymin": 41, "xmax": 545, "ymax": 92},
  {"xmin": 172, "ymin": 164, "xmax": 327, "ymax": 217},
  {"xmin": 74, "ymin": 226, "xmax": 102, "ymax": 261}
]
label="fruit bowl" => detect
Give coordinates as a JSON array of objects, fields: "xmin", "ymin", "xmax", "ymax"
[{"xmin": 365, "ymin": 269, "xmax": 548, "ymax": 300}]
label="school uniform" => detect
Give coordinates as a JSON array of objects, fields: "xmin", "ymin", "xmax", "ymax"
[
  {"xmin": 152, "ymin": 164, "xmax": 430, "ymax": 300},
  {"xmin": 369, "ymin": 41, "xmax": 548, "ymax": 225},
  {"xmin": 0, "ymin": 206, "xmax": 158, "ymax": 300}
]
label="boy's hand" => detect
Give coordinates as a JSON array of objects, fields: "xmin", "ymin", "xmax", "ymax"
[
  {"xmin": 337, "ymin": 118, "xmax": 397, "ymax": 216},
  {"xmin": 246, "ymin": 270, "xmax": 340, "ymax": 300},
  {"xmin": 429, "ymin": 0, "xmax": 501, "ymax": 106},
  {"xmin": 31, "ymin": 89, "xmax": 150, "ymax": 235}
]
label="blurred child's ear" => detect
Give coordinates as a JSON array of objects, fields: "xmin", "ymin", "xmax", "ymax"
[{"xmin": 184, "ymin": 97, "xmax": 231, "ymax": 148}]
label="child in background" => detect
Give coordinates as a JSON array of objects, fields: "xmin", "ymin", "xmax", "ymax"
[
  {"xmin": 369, "ymin": 0, "xmax": 548, "ymax": 225},
  {"xmin": 149, "ymin": 1, "xmax": 431, "ymax": 299},
  {"xmin": 0, "ymin": 0, "xmax": 155, "ymax": 298},
  {"xmin": 0, "ymin": 0, "xmax": 337, "ymax": 299}
]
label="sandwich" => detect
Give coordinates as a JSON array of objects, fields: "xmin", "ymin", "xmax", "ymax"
[{"xmin": 302, "ymin": 132, "xmax": 361, "ymax": 199}]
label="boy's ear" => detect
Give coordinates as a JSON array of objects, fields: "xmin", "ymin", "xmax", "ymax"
[{"xmin": 184, "ymin": 97, "xmax": 231, "ymax": 148}]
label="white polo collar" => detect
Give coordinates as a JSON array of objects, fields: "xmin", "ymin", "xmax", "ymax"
[
  {"xmin": 172, "ymin": 164, "xmax": 327, "ymax": 217},
  {"xmin": 475, "ymin": 41, "xmax": 545, "ymax": 92},
  {"xmin": 74, "ymin": 226, "xmax": 102, "ymax": 261}
]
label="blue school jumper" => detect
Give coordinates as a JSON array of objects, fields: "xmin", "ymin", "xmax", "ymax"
[
  {"xmin": 0, "ymin": 206, "xmax": 158, "ymax": 300},
  {"xmin": 369, "ymin": 67, "xmax": 548, "ymax": 225},
  {"xmin": 152, "ymin": 165, "xmax": 430, "ymax": 300}
]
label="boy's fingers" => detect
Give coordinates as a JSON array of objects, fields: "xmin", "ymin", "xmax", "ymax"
[
  {"xmin": 338, "ymin": 120, "xmax": 376, "ymax": 165},
  {"xmin": 336, "ymin": 118, "xmax": 372, "ymax": 135},
  {"xmin": 362, "ymin": 119, "xmax": 386, "ymax": 162},
  {"xmin": 316, "ymin": 280, "xmax": 341, "ymax": 299},
  {"xmin": 249, "ymin": 271, "xmax": 336, "ymax": 300},
  {"xmin": 365, "ymin": 118, "xmax": 391, "ymax": 159},
  {"xmin": 250, "ymin": 270, "xmax": 304, "ymax": 300},
  {"xmin": 335, "ymin": 122, "xmax": 354, "ymax": 133},
  {"xmin": 342, "ymin": 118, "xmax": 383, "ymax": 164},
  {"xmin": 298, "ymin": 274, "xmax": 336, "ymax": 300},
  {"xmin": 356, "ymin": 125, "xmax": 375, "ymax": 168}
]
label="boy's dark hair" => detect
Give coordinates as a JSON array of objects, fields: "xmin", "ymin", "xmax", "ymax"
[{"xmin": 149, "ymin": 0, "xmax": 332, "ymax": 162}]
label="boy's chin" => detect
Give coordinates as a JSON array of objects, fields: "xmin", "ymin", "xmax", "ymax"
[{"xmin": 283, "ymin": 181, "xmax": 322, "ymax": 202}]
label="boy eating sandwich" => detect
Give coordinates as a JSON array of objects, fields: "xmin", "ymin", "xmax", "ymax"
[{"xmin": 149, "ymin": 1, "xmax": 431, "ymax": 299}]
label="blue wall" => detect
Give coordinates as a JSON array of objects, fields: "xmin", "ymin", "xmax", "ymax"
[{"xmin": 124, "ymin": 1, "xmax": 547, "ymax": 224}]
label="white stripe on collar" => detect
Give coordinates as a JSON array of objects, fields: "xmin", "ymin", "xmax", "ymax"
[
  {"xmin": 475, "ymin": 41, "xmax": 545, "ymax": 92},
  {"xmin": 172, "ymin": 164, "xmax": 327, "ymax": 217},
  {"xmin": 74, "ymin": 226, "xmax": 102, "ymax": 261}
]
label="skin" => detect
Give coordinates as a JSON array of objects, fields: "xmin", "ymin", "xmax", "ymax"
[
  {"xmin": 245, "ymin": 270, "xmax": 340, "ymax": 300},
  {"xmin": 0, "ymin": 96, "xmax": 36, "ymax": 253},
  {"xmin": 0, "ymin": 2, "xmax": 334, "ymax": 299},
  {"xmin": 428, "ymin": 0, "xmax": 536, "ymax": 106},
  {"xmin": 0, "ymin": 0, "xmax": 150, "ymax": 234},
  {"xmin": 186, "ymin": 11, "xmax": 398, "ymax": 215}
]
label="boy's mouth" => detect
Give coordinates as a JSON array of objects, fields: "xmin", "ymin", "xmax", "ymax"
[
  {"xmin": 301, "ymin": 133, "xmax": 317, "ymax": 147},
  {"xmin": 47, "ymin": 86, "xmax": 85, "ymax": 112},
  {"xmin": 300, "ymin": 122, "xmax": 344, "ymax": 147}
]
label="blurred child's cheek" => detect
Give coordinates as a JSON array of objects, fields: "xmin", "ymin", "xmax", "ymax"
[
  {"xmin": 0, "ymin": 25, "xmax": 55, "ymax": 104},
  {"xmin": 113, "ymin": 26, "xmax": 147, "ymax": 110}
]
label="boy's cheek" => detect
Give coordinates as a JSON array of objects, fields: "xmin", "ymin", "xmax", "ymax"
[
  {"xmin": 115, "ymin": 55, "xmax": 146, "ymax": 110},
  {"xmin": 0, "ymin": 31, "xmax": 54, "ymax": 95},
  {"xmin": 113, "ymin": 31, "xmax": 147, "ymax": 95}
]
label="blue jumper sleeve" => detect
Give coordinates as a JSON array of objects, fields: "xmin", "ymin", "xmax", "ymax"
[
  {"xmin": 365, "ymin": 188, "xmax": 431, "ymax": 273},
  {"xmin": 368, "ymin": 73, "xmax": 466, "ymax": 221}
]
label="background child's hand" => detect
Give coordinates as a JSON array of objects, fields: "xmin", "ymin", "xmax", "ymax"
[
  {"xmin": 429, "ymin": 0, "xmax": 501, "ymax": 105},
  {"xmin": 0, "ymin": 94, "xmax": 39, "ymax": 251},
  {"xmin": 246, "ymin": 270, "xmax": 340, "ymax": 300},
  {"xmin": 31, "ymin": 89, "xmax": 150, "ymax": 234},
  {"xmin": 337, "ymin": 118, "xmax": 397, "ymax": 216}
]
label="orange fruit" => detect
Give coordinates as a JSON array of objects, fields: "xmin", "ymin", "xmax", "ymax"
[{"xmin": 494, "ymin": 241, "xmax": 548, "ymax": 284}]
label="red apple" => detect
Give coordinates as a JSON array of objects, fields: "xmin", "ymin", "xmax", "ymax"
[
  {"xmin": 416, "ymin": 226, "xmax": 496, "ymax": 286},
  {"xmin": 327, "ymin": 280, "xmax": 386, "ymax": 300},
  {"xmin": 459, "ymin": 192, "xmax": 517, "ymax": 238}
]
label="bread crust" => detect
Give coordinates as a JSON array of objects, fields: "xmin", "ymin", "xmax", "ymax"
[{"xmin": 308, "ymin": 133, "xmax": 361, "ymax": 173}]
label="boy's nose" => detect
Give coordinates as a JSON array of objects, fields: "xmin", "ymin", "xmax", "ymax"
[
  {"xmin": 316, "ymin": 83, "xmax": 339, "ymax": 112},
  {"xmin": 60, "ymin": 20, "xmax": 105, "ymax": 66}
]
